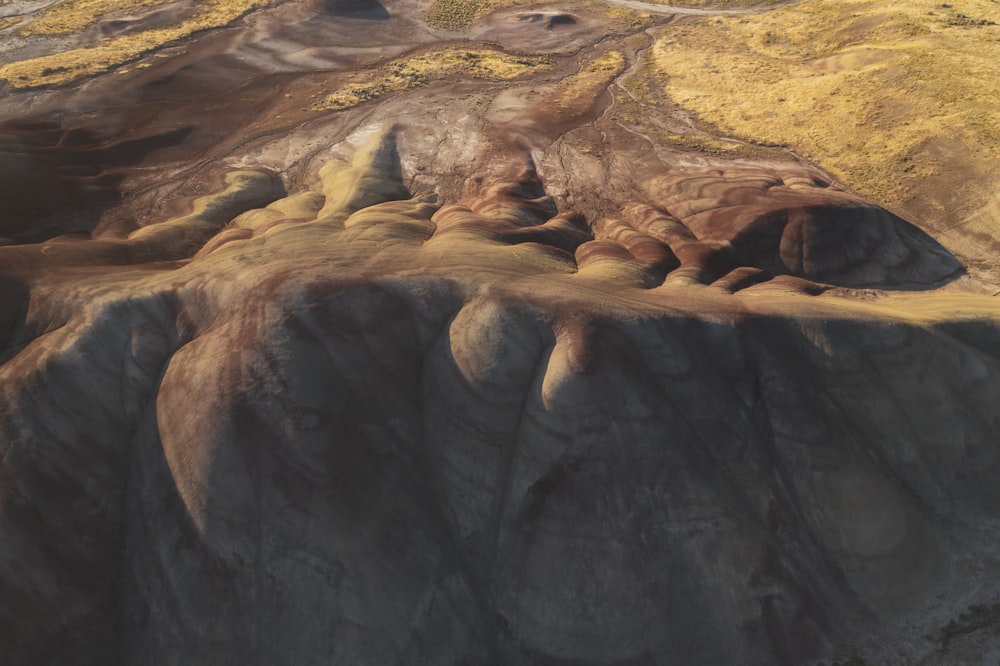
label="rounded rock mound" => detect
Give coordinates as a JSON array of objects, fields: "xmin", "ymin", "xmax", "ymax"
[{"xmin": 649, "ymin": 168, "xmax": 964, "ymax": 289}]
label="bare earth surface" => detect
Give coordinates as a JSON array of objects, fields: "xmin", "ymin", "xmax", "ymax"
[{"xmin": 1, "ymin": 0, "xmax": 1000, "ymax": 664}]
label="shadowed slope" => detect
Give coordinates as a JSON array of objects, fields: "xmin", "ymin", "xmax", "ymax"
[
  {"xmin": 645, "ymin": 167, "xmax": 964, "ymax": 288},
  {"xmin": 0, "ymin": 122, "xmax": 192, "ymax": 241},
  {"xmin": 0, "ymin": 132, "xmax": 996, "ymax": 665}
]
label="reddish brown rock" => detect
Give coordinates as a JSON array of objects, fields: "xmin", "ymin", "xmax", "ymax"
[{"xmin": 0, "ymin": 3, "xmax": 997, "ymax": 664}]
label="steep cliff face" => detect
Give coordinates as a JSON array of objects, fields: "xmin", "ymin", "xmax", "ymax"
[
  {"xmin": 1, "ymin": 129, "xmax": 998, "ymax": 664},
  {"xmin": 2, "ymin": 1, "xmax": 1000, "ymax": 664}
]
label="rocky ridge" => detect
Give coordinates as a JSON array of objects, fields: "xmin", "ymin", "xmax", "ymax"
[{"xmin": 1, "ymin": 1, "xmax": 999, "ymax": 664}]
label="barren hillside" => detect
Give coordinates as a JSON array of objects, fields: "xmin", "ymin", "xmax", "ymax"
[{"xmin": 1, "ymin": 1, "xmax": 1000, "ymax": 664}]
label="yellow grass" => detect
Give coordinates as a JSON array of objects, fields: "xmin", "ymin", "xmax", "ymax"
[
  {"xmin": 0, "ymin": 0, "xmax": 267, "ymax": 88},
  {"xmin": 653, "ymin": 0, "xmax": 782, "ymax": 5},
  {"xmin": 550, "ymin": 50, "xmax": 626, "ymax": 111},
  {"xmin": 604, "ymin": 7, "xmax": 655, "ymax": 32},
  {"xmin": 650, "ymin": 0, "xmax": 1000, "ymax": 222},
  {"xmin": 423, "ymin": 0, "xmax": 656, "ymax": 31},
  {"xmin": 314, "ymin": 48, "xmax": 549, "ymax": 111},
  {"xmin": 17, "ymin": 0, "xmax": 173, "ymax": 36},
  {"xmin": 424, "ymin": 0, "xmax": 516, "ymax": 30},
  {"xmin": 659, "ymin": 133, "xmax": 785, "ymax": 159}
]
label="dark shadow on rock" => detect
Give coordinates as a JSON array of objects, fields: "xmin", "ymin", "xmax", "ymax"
[
  {"xmin": 0, "ymin": 122, "xmax": 193, "ymax": 242},
  {"xmin": 320, "ymin": 0, "xmax": 389, "ymax": 20},
  {"xmin": 648, "ymin": 169, "xmax": 967, "ymax": 290},
  {"xmin": 547, "ymin": 14, "xmax": 576, "ymax": 28},
  {"xmin": 0, "ymin": 276, "xmax": 28, "ymax": 362},
  {"xmin": 517, "ymin": 12, "xmax": 578, "ymax": 29},
  {"xmin": 725, "ymin": 202, "xmax": 967, "ymax": 290}
]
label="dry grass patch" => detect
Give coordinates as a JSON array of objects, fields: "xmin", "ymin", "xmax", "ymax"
[
  {"xmin": 314, "ymin": 48, "xmax": 550, "ymax": 111},
  {"xmin": 425, "ymin": 0, "xmax": 517, "ymax": 30},
  {"xmin": 0, "ymin": 0, "xmax": 267, "ymax": 89},
  {"xmin": 550, "ymin": 50, "xmax": 626, "ymax": 112},
  {"xmin": 651, "ymin": 0, "xmax": 1000, "ymax": 218},
  {"xmin": 652, "ymin": 0, "xmax": 783, "ymax": 6},
  {"xmin": 17, "ymin": 0, "xmax": 173, "ymax": 36},
  {"xmin": 604, "ymin": 6, "xmax": 655, "ymax": 31},
  {"xmin": 659, "ymin": 132, "xmax": 786, "ymax": 159}
]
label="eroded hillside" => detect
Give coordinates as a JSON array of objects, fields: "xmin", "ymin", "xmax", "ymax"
[{"xmin": 1, "ymin": 1, "xmax": 1000, "ymax": 664}]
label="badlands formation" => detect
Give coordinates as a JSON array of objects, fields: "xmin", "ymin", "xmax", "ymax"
[{"xmin": 2, "ymin": 0, "xmax": 1000, "ymax": 664}]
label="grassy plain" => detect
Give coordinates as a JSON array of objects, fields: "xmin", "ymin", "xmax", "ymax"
[
  {"xmin": 650, "ymin": 0, "xmax": 1000, "ymax": 224},
  {"xmin": 653, "ymin": 0, "xmax": 783, "ymax": 5},
  {"xmin": 0, "ymin": 0, "xmax": 266, "ymax": 88}
]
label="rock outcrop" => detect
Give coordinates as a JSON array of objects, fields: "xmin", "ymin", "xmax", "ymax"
[
  {"xmin": 0, "ymin": 129, "xmax": 997, "ymax": 665},
  {"xmin": 2, "ymin": 0, "xmax": 1000, "ymax": 663}
]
